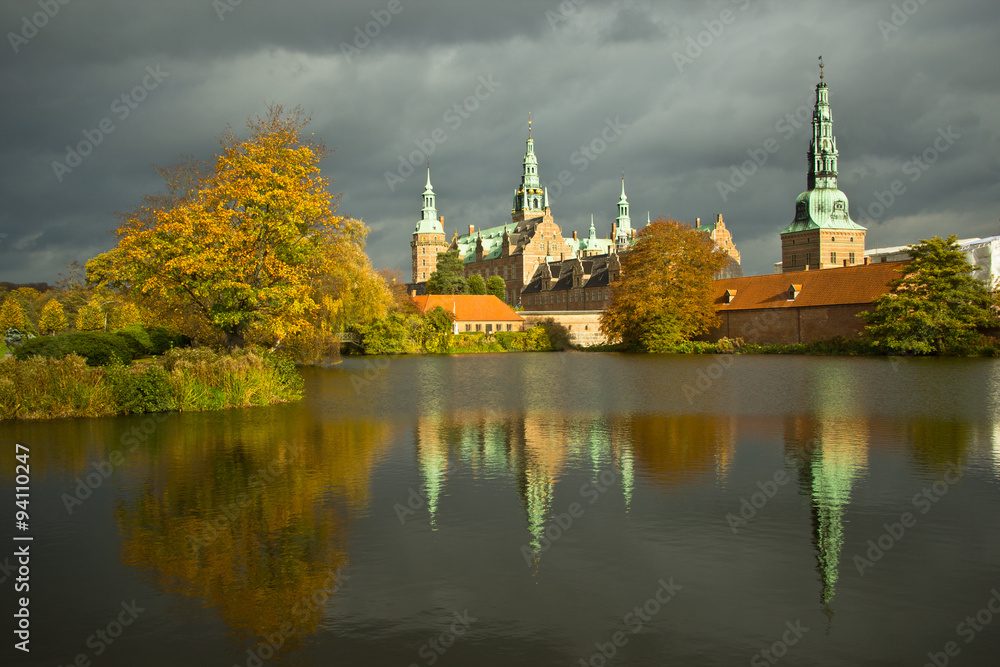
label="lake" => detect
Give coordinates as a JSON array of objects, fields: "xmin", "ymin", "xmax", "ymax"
[{"xmin": 3, "ymin": 353, "xmax": 1000, "ymax": 666}]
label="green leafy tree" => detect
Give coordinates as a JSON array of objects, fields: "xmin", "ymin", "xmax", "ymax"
[
  {"xmin": 75, "ymin": 299, "xmax": 105, "ymax": 332},
  {"xmin": 486, "ymin": 276, "xmax": 506, "ymax": 301},
  {"xmin": 600, "ymin": 218, "xmax": 729, "ymax": 351},
  {"xmin": 467, "ymin": 274, "xmax": 487, "ymax": 295},
  {"xmin": 0, "ymin": 298, "xmax": 28, "ymax": 332},
  {"xmin": 38, "ymin": 299, "xmax": 68, "ymax": 335},
  {"xmin": 421, "ymin": 306, "xmax": 454, "ymax": 353},
  {"xmin": 862, "ymin": 235, "xmax": 998, "ymax": 354},
  {"xmin": 425, "ymin": 249, "xmax": 468, "ymax": 295}
]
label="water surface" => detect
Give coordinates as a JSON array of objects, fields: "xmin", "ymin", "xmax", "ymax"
[{"xmin": 3, "ymin": 353, "xmax": 1000, "ymax": 666}]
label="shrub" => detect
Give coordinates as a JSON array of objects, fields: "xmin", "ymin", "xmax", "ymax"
[
  {"xmin": 113, "ymin": 325, "xmax": 155, "ymax": 357},
  {"xmin": 14, "ymin": 331, "xmax": 134, "ymax": 366},
  {"xmin": 145, "ymin": 326, "xmax": 190, "ymax": 355},
  {"xmin": 105, "ymin": 362, "xmax": 174, "ymax": 414}
]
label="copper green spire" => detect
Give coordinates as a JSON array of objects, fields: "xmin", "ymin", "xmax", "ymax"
[
  {"xmin": 808, "ymin": 56, "xmax": 838, "ymax": 191},
  {"xmin": 415, "ymin": 163, "xmax": 443, "ymax": 234},
  {"xmin": 514, "ymin": 113, "xmax": 546, "ymax": 214}
]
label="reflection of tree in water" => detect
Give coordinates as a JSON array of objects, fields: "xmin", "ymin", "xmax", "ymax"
[
  {"xmin": 784, "ymin": 417, "xmax": 868, "ymax": 614},
  {"xmin": 115, "ymin": 417, "xmax": 390, "ymax": 643},
  {"xmin": 628, "ymin": 414, "xmax": 736, "ymax": 491},
  {"xmin": 908, "ymin": 419, "xmax": 970, "ymax": 475}
]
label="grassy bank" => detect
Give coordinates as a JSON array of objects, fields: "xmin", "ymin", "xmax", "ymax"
[{"xmin": 0, "ymin": 347, "xmax": 303, "ymax": 420}]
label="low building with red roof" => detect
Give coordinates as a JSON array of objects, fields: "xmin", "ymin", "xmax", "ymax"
[
  {"xmin": 703, "ymin": 261, "xmax": 908, "ymax": 344},
  {"xmin": 411, "ymin": 294, "xmax": 525, "ymax": 334}
]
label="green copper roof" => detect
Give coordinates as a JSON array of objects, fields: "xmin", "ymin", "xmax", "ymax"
[
  {"xmin": 415, "ymin": 167, "xmax": 444, "ymax": 234},
  {"xmin": 782, "ymin": 188, "xmax": 866, "ymax": 233},
  {"xmin": 782, "ymin": 60, "xmax": 865, "ymax": 235}
]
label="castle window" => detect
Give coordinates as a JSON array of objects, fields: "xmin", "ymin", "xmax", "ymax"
[
  {"xmin": 830, "ymin": 252, "xmax": 837, "ymax": 264},
  {"xmin": 831, "ymin": 236, "xmax": 835, "ymax": 242},
  {"xmin": 850, "ymin": 237, "xmax": 854, "ymax": 242},
  {"xmin": 465, "ymin": 324, "xmax": 471, "ymax": 332},
  {"xmin": 849, "ymin": 252, "xmax": 855, "ymax": 264},
  {"xmin": 476, "ymin": 324, "xmax": 482, "ymax": 332},
  {"xmin": 790, "ymin": 255, "xmax": 796, "ymax": 266},
  {"xmin": 806, "ymin": 253, "xmax": 811, "ymax": 265}
]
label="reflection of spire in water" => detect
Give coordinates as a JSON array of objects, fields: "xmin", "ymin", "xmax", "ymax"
[
  {"xmin": 415, "ymin": 416, "xmax": 449, "ymax": 529},
  {"xmin": 786, "ymin": 418, "xmax": 868, "ymax": 611},
  {"xmin": 610, "ymin": 417, "xmax": 633, "ymax": 512},
  {"xmin": 715, "ymin": 419, "xmax": 738, "ymax": 488}
]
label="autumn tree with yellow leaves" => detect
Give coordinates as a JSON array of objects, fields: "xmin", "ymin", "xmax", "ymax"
[
  {"xmin": 88, "ymin": 105, "xmax": 365, "ymax": 351},
  {"xmin": 600, "ymin": 218, "xmax": 729, "ymax": 351}
]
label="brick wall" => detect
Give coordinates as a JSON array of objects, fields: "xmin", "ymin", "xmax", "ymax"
[{"xmin": 705, "ymin": 304, "xmax": 869, "ymax": 344}]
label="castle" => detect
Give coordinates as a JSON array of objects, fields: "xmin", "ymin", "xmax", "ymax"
[{"xmin": 410, "ymin": 117, "xmax": 742, "ymax": 305}]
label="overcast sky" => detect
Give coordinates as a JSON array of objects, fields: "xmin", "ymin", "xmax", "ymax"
[{"xmin": 1, "ymin": 0, "xmax": 998, "ymax": 282}]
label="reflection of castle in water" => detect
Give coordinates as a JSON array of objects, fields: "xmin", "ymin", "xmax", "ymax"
[
  {"xmin": 784, "ymin": 416, "xmax": 868, "ymax": 609},
  {"xmin": 413, "ymin": 411, "xmax": 737, "ymax": 561}
]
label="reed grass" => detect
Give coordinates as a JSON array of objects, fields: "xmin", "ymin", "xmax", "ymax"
[{"xmin": 0, "ymin": 347, "xmax": 303, "ymax": 421}]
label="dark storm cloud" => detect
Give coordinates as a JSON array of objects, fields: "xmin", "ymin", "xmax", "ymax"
[{"xmin": 1, "ymin": 0, "xmax": 998, "ymax": 282}]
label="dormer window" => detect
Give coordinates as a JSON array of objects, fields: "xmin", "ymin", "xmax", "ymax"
[
  {"xmin": 724, "ymin": 289, "xmax": 737, "ymax": 304},
  {"xmin": 788, "ymin": 284, "xmax": 802, "ymax": 301}
]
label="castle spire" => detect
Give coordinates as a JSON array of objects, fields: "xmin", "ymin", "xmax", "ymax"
[
  {"xmin": 615, "ymin": 172, "xmax": 632, "ymax": 246},
  {"xmin": 513, "ymin": 114, "xmax": 544, "ymax": 218},
  {"xmin": 416, "ymin": 163, "xmax": 441, "ymax": 233},
  {"xmin": 808, "ymin": 55, "xmax": 838, "ymax": 190}
]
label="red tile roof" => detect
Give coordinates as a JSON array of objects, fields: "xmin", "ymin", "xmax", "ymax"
[
  {"xmin": 411, "ymin": 295, "xmax": 524, "ymax": 321},
  {"xmin": 711, "ymin": 261, "xmax": 909, "ymax": 311}
]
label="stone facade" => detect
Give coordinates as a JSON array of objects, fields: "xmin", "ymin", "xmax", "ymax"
[
  {"xmin": 409, "ymin": 119, "xmax": 742, "ymax": 306},
  {"xmin": 520, "ymin": 311, "xmax": 607, "ymax": 346}
]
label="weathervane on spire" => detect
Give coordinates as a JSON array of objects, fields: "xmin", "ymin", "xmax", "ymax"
[{"xmin": 819, "ymin": 55, "xmax": 824, "ymax": 81}]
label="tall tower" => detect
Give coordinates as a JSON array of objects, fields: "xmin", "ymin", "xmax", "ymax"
[
  {"xmin": 512, "ymin": 113, "xmax": 549, "ymax": 224},
  {"xmin": 615, "ymin": 173, "xmax": 632, "ymax": 249},
  {"xmin": 411, "ymin": 166, "xmax": 447, "ymax": 284},
  {"xmin": 780, "ymin": 58, "xmax": 866, "ymax": 273}
]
